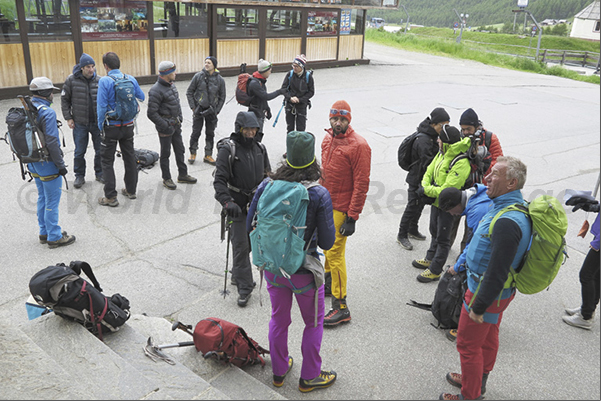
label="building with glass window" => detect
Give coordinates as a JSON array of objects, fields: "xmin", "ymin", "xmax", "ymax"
[{"xmin": 0, "ymin": 0, "xmax": 397, "ymax": 99}]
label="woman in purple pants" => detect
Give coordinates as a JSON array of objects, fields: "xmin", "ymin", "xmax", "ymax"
[{"xmin": 247, "ymin": 131, "xmax": 337, "ymax": 392}]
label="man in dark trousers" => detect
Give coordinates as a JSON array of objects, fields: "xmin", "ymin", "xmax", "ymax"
[
  {"xmin": 96, "ymin": 51, "xmax": 145, "ymax": 207},
  {"xmin": 61, "ymin": 53, "xmax": 102, "ymax": 189},
  {"xmin": 148, "ymin": 61, "xmax": 197, "ymax": 190},
  {"xmin": 280, "ymin": 54, "xmax": 314, "ymax": 133},
  {"xmin": 213, "ymin": 111, "xmax": 271, "ymax": 307},
  {"xmin": 248, "ymin": 58, "xmax": 283, "ymax": 133},
  {"xmin": 185, "ymin": 56, "xmax": 225, "ymax": 165},
  {"xmin": 396, "ymin": 107, "xmax": 450, "ymax": 251}
]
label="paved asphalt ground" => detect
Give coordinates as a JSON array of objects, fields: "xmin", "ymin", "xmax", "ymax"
[{"xmin": 0, "ymin": 41, "xmax": 599, "ymax": 400}]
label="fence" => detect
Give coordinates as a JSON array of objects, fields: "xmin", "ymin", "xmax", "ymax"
[{"xmin": 541, "ymin": 49, "xmax": 600, "ymax": 70}]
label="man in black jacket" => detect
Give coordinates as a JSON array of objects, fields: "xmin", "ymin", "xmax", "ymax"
[
  {"xmin": 280, "ymin": 54, "xmax": 314, "ymax": 133},
  {"xmin": 185, "ymin": 56, "xmax": 226, "ymax": 166},
  {"xmin": 61, "ymin": 53, "xmax": 102, "ymax": 189},
  {"xmin": 213, "ymin": 111, "xmax": 271, "ymax": 307},
  {"xmin": 147, "ymin": 61, "xmax": 197, "ymax": 190},
  {"xmin": 396, "ymin": 107, "xmax": 450, "ymax": 251},
  {"xmin": 248, "ymin": 59, "xmax": 283, "ymax": 134}
]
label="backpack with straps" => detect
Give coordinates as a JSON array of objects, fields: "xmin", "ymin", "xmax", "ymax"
[
  {"xmin": 235, "ymin": 73, "xmax": 254, "ymax": 107},
  {"xmin": 5, "ymin": 98, "xmax": 47, "ymax": 164},
  {"xmin": 215, "ymin": 137, "xmax": 266, "ymax": 177},
  {"xmin": 29, "ymin": 261, "xmax": 131, "ymax": 341},
  {"xmin": 448, "ymin": 138, "xmax": 492, "ymax": 189},
  {"xmin": 398, "ymin": 132, "xmax": 427, "ymax": 171},
  {"xmin": 106, "ymin": 74, "xmax": 139, "ymax": 122},
  {"xmin": 487, "ymin": 195, "xmax": 568, "ymax": 295},
  {"xmin": 192, "ymin": 317, "xmax": 269, "ymax": 368},
  {"xmin": 286, "ymin": 69, "xmax": 312, "ymax": 91},
  {"xmin": 249, "ymin": 179, "xmax": 314, "ymax": 278}
]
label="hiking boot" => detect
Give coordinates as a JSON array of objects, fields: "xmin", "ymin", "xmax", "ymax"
[
  {"xmin": 188, "ymin": 153, "xmax": 196, "ymax": 164},
  {"xmin": 417, "ymin": 268, "xmax": 441, "ymax": 283},
  {"xmin": 163, "ymin": 179, "xmax": 177, "ymax": 190},
  {"xmin": 203, "ymin": 155, "xmax": 216, "ymax": 165},
  {"xmin": 74, "ymin": 176, "xmax": 85, "ymax": 189},
  {"xmin": 324, "ymin": 272, "xmax": 332, "ymax": 296},
  {"xmin": 273, "ymin": 356, "xmax": 294, "ymax": 387},
  {"xmin": 397, "ymin": 234, "xmax": 413, "ymax": 250},
  {"xmin": 412, "ymin": 258, "xmax": 431, "ymax": 269},
  {"xmin": 238, "ymin": 293, "xmax": 251, "ymax": 307},
  {"xmin": 39, "ymin": 231, "xmax": 67, "ymax": 244},
  {"xmin": 408, "ymin": 229, "xmax": 427, "ymax": 241},
  {"xmin": 121, "ymin": 188, "xmax": 136, "ymax": 199},
  {"xmin": 562, "ymin": 313, "xmax": 594, "ymax": 330},
  {"xmin": 47, "ymin": 234, "xmax": 76, "ymax": 249},
  {"xmin": 565, "ymin": 306, "xmax": 581, "ymax": 316},
  {"xmin": 324, "ymin": 298, "xmax": 351, "ymax": 326},
  {"xmin": 98, "ymin": 197, "xmax": 119, "ymax": 207},
  {"xmin": 95, "ymin": 175, "xmax": 104, "ymax": 184},
  {"xmin": 178, "ymin": 174, "xmax": 197, "ymax": 184},
  {"xmin": 446, "ymin": 329, "xmax": 457, "ymax": 342},
  {"xmin": 446, "ymin": 372, "xmax": 488, "ymax": 395},
  {"xmin": 298, "ymin": 370, "xmax": 337, "ymax": 392}
]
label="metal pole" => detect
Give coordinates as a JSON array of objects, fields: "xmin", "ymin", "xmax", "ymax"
[
  {"xmin": 453, "ymin": 9, "xmax": 462, "ymax": 43},
  {"xmin": 526, "ymin": 10, "xmax": 542, "ymax": 60},
  {"xmin": 401, "ymin": 5, "xmax": 409, "ymax": 34}
]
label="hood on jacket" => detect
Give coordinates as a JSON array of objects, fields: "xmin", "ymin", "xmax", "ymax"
[
  {"xmin": 234, "ymin": 111, "xmax": 260, "ymax": 133},
  {"xmin": 442, "ymin": 136, "xmax": 471, "ymax": 156},
  {"xmin": 417, "ymin": 118, "xmax": 439, "ymax": 139}
]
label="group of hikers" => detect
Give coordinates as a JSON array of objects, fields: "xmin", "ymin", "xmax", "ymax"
[{"xmin": 14, "ymin": 51, "xmax": 599, "ymax": 398}]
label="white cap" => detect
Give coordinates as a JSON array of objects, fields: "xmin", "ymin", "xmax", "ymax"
[{"xmin": 29, "ymin": 76, "xmax": 59, "ymax": 91}]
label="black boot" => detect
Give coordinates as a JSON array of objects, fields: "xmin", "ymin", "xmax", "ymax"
[{"xmin": 324, "ymin": 297, "xmax": 351, "ymax": 326}]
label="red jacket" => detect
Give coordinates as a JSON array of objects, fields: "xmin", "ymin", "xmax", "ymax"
[
  {"xmin": 483, "ymin": 129, "xmax": 503, "ymax": 184},
  {"xmin": 320, "ymin": 125, "xmax": 371, "ymax": 221}
]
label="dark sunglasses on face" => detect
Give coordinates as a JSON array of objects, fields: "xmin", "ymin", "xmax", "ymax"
[{"xmin": 330, "ymin": 109, "xmax": 350, "ymax": 116}]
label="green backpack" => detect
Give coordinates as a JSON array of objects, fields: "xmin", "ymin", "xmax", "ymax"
[{"xmin": 489, "ymin": 195, "xmax": 568, "ymax": 294}]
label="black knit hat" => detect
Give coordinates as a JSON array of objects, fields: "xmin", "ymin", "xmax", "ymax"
[
  {"xmin": 286, "ymin": 131, "xmax": 316, "ymax": 169},
  {"xmin": 440, "ymin": 125, "xmax": 462, "ymax": 144},
  {"xmin": 429, "ymin": 107, "xmax": 450, "ymax": 125},
  {"xmin": 460, "ymin": 108, "xmax": 479, "ymax": 127},
  {"xmin": 206, "ymin": 56, "xmax": 217, "ymax": 69},
  {"xmin": 438, "ymin": 187, "xmax": 463, "ymax": 212}
]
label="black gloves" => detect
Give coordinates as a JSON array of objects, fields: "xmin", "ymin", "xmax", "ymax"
[
  {"xmin": 225, "ymin": 201, "xmax": 242, "ymax": 218},
  {"xmin": 58, "ymin": 167, "xmax": 68, "ymax": 176},
  {"xmin": 566, "ymin": 195, "xmax": 600, "ymax": 213},
  {"xmin": 416, "ymin": 185, "xmax": 436, "ymax": 205},
  {"xmin": 265, "ymin": 109, "xmax": 272, "ymax": 120},
  {"xmin": 339, "ymin": 216, "xmax": 356, "ymax": 236}
]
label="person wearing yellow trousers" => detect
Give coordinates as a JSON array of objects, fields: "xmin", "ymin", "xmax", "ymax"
[{"xmin": 320, "ymin": 100, "xmax": 371, "ymax": 326}]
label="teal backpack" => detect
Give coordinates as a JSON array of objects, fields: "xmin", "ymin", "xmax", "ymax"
[
  {"xmin": 489, "ymin": 195, "xmax": 568, "ymax": 295},
  {"xmin": 249, "ymin": 180, "xmax": 313, "ymax": 278}
]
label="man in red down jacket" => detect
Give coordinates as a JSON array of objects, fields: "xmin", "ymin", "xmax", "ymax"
[{"xmin": 320, "ymin": 100, "xmax": 371, "ymax": 326}]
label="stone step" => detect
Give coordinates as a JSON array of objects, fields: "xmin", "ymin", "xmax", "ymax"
[
  {"xmin": 0, "ymin": 318, "xmax": 90, "ymax": 400},
  {"xmin": 125, "ymin": 314, "xmax": 286, "ymax": 400},
  {"xmin": 18, "ymin": 314, "xmax": 159, "ymax": 400}
]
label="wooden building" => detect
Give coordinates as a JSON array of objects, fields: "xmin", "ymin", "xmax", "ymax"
[{"xmin": 0, "ymin": 0, "xmax": 397, "ymax": 99}]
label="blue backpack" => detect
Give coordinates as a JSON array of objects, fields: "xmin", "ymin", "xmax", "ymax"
[
  {"xmin": 249, "ymin": 180, "xmax": 313, "ymax": 278},
  {"xmin": 106, "ymin": 74, "xmax": 139, "ymax": 122}
]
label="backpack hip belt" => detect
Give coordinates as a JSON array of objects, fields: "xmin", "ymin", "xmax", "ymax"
[
  {"xmin": 265, "ymin": 274, "xmax": 315, "ymax": 294},
  {"xmin": 30, "ymin": 171, "xmax": 60, "ymax": 182}
]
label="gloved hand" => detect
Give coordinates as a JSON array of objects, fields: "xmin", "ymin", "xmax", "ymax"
[
  {"xmin": 339, "ymin": 216, "xmax": 356, "ymax": 236},
  {"xmin": 164, "ymin": 125, "xmax": 175, "ymax": 136},
  {"xmin": 265, "ymin": 109, "xmax": 272, "ymax": 120},
  {"xmin": 566, "ymin": 196, "xmax": 600, "ymax": 213},
  {"xmin": 58, "ymin": 167, "xmax": 68, "ymax": 176},
  {"xmin": 416, "ymin": 186, "xmax": 436, "ymax": 205},
  {"xmin": 224, "ymin": 201, "xmax": 241, "ymax": 219}
]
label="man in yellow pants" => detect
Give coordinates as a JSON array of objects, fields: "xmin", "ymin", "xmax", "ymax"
[{"xmin": 320, "ymin": 100, "xmax": 371, "ymax": 326}]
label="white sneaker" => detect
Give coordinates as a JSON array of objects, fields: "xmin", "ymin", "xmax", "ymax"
[
  {"xmin": 562, "ymin": 313, "xmax": 594, "ymax": 330},
  {"xmin": 565, "ymin": 306, "xmax": 581, "ymax": 316}
]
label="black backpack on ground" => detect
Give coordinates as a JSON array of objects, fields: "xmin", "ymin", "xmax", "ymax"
[
  {"xmin": 407, "ymin": 269, "xmax": 467, "ymax": 330},
  {"xmin": 117, "ymin": 148, "xmax": 159, "ymax": 170},
  {"xmin": 29, "ymin": 261, "xmax": 131, "ymax": 341}
]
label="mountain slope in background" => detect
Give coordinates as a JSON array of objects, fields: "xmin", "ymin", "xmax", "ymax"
[{"xmin": 370, "ymin": 0, "xmax": 593, "ymax": 28}]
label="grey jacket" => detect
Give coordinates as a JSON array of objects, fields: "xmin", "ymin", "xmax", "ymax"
[
  {"xmin": 186, "ymin": 69, "xmax": 226, "ymax": 114},
  {"xmin": 61, "ymin": 64, "xmax": 99, "ymax": 125},
  {"xmin": 147, "ymin": 77, "xmax": 183, "ymax": 135}
]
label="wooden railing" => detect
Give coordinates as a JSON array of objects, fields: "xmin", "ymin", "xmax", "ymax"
[{"xmin": 541, "ymin": 49, "xmax": 600, "ymax": 70}]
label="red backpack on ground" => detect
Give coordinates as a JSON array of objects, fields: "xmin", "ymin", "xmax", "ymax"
[{"xmin": 193, "ymin": 317, "xmax": 269, "ymax": 367}]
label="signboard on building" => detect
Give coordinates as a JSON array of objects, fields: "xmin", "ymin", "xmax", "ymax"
[
  {"xmin": 80, "ymin": 0, "xmax": 148, "ymax": 40},
  {"xmin": 340, "ymin": 9, "xmax": 351, "ymax": 34},
  {"xmin": 307, "ymin": 11, "xmax": 338, "ymax": 35}
]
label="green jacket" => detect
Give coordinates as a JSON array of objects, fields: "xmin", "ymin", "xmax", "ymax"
[{"xmin": 421, "ymin": 137, "xmax": 471, "ymax": 207}]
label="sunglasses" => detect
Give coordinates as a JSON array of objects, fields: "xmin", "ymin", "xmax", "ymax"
[{"xmin": 330, "ymin": 109, "xmax": 350, "ymax": 116}]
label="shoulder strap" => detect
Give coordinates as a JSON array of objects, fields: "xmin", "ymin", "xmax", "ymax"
[
  {"xmin": 306, "ymin": 70, "xmax": 312, "ymax": 84},
  {"xmin": 487, "ymin": 203, "xmax": 529, "ymax": 237},
  {"xmin": 227, "ymin": 139, "xmax": 236, "ymax": 174},
  {"xmin": 448, "ymin": 153, "xmax": 468, "ymax": 172}
]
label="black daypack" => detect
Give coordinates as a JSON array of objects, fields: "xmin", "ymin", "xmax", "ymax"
[
  {"xmin": 407, "ymin": 269, "xmax": 467, "ymax": 330},
  {"xmin": 117, "ymin": 148, "xmax": 159, "ymax": 170},
  {"xmin": 29, "ymin": 261, "xmax": 131, "ymax": 341},
  {"xmin": 398, "ymin": 132, "xmax": 427, "ymax": 171}
]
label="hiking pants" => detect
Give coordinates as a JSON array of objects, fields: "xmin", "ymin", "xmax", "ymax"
[
  {"xmin": 425, "ymin": 205, "xmax": 455, "ymax": 275},
  {"xmin": 285, "ymin": 103, "xmax": 308, "ymax": 133},
  {"xmin": 159, "ymin": 126, "xmax": 188, "ymax": 181},
  {"xmin": 101, "ymin": 124, "xmax": 137, "ymax": 199},
  {"xmin": 324, "ymin": 210, "xmax": 349, "ymax": 300},
  {"xmin": 579, "ymin": 247, "xmax": 600, "ymax": 320},
  {"xmin": 449, "ymin": 214, "xmax": 469, "ymax": 253},
  {"xmin": 73, "ymin": 122, "xmax": 102, "ymax": 179},
  {"xmin": 398, "ymin": 183, "xmax": 426, "ymax": 237},
  {"xmin": 189, "ymin": 112, "xmax": 217, "ymax": 157},
  {"xmin": 230, "ymin": 210, "xmax": 254, "ymax": 296},
  {"xmin": 34, "ymin": 175, "xmax": 63, "ymax": 242},
  {"xmin": 457, "ymin": 290, "xmax": 515, "ymax": 400},
  {"xmin": 266, "ymin": 271, "xmax": 325, "ymax": 381}
]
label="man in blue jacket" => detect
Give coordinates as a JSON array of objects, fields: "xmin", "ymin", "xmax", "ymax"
[
  {"xmin": 28, "ymin": 77, "xmax": 76, "ymax": 248},
  {"xmin": 96, "ymin": 51, "xmax": 145, "ymax": 207}
]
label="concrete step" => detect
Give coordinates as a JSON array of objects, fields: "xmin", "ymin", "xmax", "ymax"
[
  {"xmin": 125, "ymin": 314, "xmax": 286, "ymax": 400},
  {"xmin": 0, "ymin": 319, "xmax": 91, "ymax": 400},
  {"xmin": 18, "ymin": 314, "xmax": 159, "ymax": 400}
]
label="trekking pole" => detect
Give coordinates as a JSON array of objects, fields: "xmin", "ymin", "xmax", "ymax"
[
  {"xmin": 220, "ymin": 209, "xmax": 232, "ymax": 298},
  {"xmin": 225, "ymin": 94, "xmax": 236, "ymax": 105},
  {"xmin": 593, "ymin": 172, "xmax": 600, "ymax": 199},
  {"xmin": 18, "ymin": 95, "xmax": 46, "ymax": 159},
  {"xmin": 272, "ymin": 101, "xmax": 285, "ymax": 128}
]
